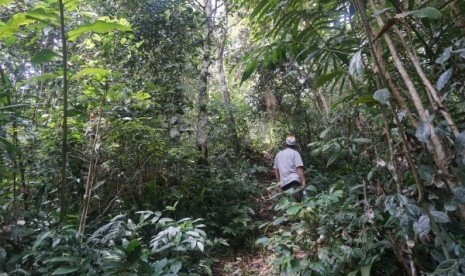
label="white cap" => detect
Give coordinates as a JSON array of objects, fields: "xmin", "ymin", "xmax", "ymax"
[{"xmin": 285, "ymin": 136, "xmax": 296, "ymax": 146}]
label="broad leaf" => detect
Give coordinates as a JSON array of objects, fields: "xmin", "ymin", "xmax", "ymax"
[
  {"xmin": 33, "ymin": 231, "xmax": 52, "ymax": 250},
  {"xmin": 71, "ymin": 68, "xmax": 110, "ymax": 80},
  {"xmin": 373, "ymin": 88, "xmax": 390, "ymax": 106},
  {"xmin": 0, "ymin": 136, "xmax": 16, "ymax": 154},
  {"xmin": 0, "ymin": 104, "xmax": 29, "ymax": 111},
  {"xmin": 418, "ymin": 164, "xmax": 434, "ymax": 184},
  {"xmin": 26, "ymin": 7, "xmax": 60, "ymax": 25},
  {"xmin": 286, "ymin": 205, "xmax": 301, "ymax": 215},
  {"xmin": 133, "ymin": 91, "xmax": 151, "ymax": 101},
  {"xmin": 353, "ymin": 95, "xmax": 375, "ymax": 105},
  {"xmin": 403, "ymin": 7, "xmax": 441, "ymax": 20},
  {"xmin": 68, "ymin": 20, "xmax": 132, "ymax": 41},
  {"xmin": 436, "ymin": 69, "xmax": 452, "ymax": 91},
  {"xmin": 314, "ymin": 71, "xmax": 344, "ymax": 88},
  {"xmin": 415, "ymin": 123, "xmax": 431, "ymax": 145},
  {"xmin": 413, "ymin": 215, "xmax": 430, "ymax": 237},
  {"xmin": 51, "ymin": 267, "xmax": 79, "ymax": 275},
  {"xmin": 349, "ymin": 50, "xmax": 364, "ymax": 82},
  {"xmin": 240, "ymin": 59, "xmax": 258, "ymax": 85},
  {"xmin": 435, "ymin": 47, "xmax": 452, "ymax": 65},
  {"xmin": 0, "ymin": 14, "xmax": 36, "ymax": 39},
  {"xmin": 430, "ymin": 210, "xmax": 450, "ymax": 223},
  {"xmin": 432, "ymin": 259, "xmax": 458, "ymax": 275},
  {"xmin": 255, "ymin": 237, "xmax": 269, "ymax": 246},
  {"xmin": 64, "ymin": 0, "xmax": 78, "ymax": 10},
  {"xmin": 351, "ymin": 138, "xmax": 372, "ymax": 144},
  {"xmin": 0, "ymin": 0, "xmax": 13, "ymax": 6},
  {"xmin": 360, "ymin": 265, "xmax": 372, "ymax": 276},
  {"xmin": 319, "ymin": 128, "xmax": 331, "ymax": 139},
  {"xmin": 44, "ymin": 256, "xmax": 79, "ymax": 264},
  {"xmin": 452, "ymin": 187, "xmax": 465, "ymax": 204},
  {"xmin": 31, "ymin": 49, "xmax": 59, "ymax": 65},
  {"xmin": 326, "ymin": 152, "xmax": 339, "ymax": 168}
]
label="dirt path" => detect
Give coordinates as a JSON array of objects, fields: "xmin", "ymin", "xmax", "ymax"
[{"xmin": 212, "ymin": 153, "xmax": 280, "ymax": 275}]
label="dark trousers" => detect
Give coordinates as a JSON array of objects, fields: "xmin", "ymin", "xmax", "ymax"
[{"xmin": 282, "ymin": 181, "xmax": 302, "ymax": 202}]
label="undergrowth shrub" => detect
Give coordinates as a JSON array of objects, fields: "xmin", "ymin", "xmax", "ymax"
[
  {"xmin": 257, "ymin": 182, "xmax": 395, "ymax": 275},
  {"xmin": 1, "ymin": 211, "xmax": 215, "ymax": 275}
]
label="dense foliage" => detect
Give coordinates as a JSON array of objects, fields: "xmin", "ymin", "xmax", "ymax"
[{"xmin": 1, "ymin": 0, "xmax": 465, "ymax": 275}]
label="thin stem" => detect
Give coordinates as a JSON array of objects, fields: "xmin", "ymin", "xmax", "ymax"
[{"xmin": 58, "ymin": 0, "xmax": 69, "ymax": 224}]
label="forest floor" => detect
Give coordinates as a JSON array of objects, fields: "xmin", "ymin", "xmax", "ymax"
[{"xmin": 211, "ymin": 153, "xmax": 281, "ymax": 275}]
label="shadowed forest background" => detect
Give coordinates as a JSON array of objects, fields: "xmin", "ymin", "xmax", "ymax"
[{"xmin": 1, "ymin": 0, "xmax": 465, "ymax": 275}]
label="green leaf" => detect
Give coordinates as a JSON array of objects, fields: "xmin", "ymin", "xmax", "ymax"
[
  {"xmin": 51, "ymin": 266, "xmax": 79, "ymax": 275},
  {"xmin": 432, "ymin": 259, "xmax": 458, "ymax": 275},
  {"xmin": 26, "ymin": 7, "xmax": 60, "ymax": 25},
  {"xmin": 64, "ymin": 0, "xmax": 78, "ymax": 10},
  {"xmin": 33, "ymin": 231, "xmax": 52, "ymax": 250},
  {"xmin": 0, "ymin": 136, "xmax": 16, "ymax": 154},
  {"xmin": 373, "ymin": 88, "xmax": 390, "ymax": 106},
  {"xmin": 326, "ymin": 152, "xmax": 339, "ymax": 168},
  {"xmin": 319, "ymin": 128, "xmax": 331, "ymax": 139},
  {"xmin": 452, "ymin": 187, "xmax": 465, "ymax": 203},
  {"xmin": 405, "ymin": 7, "xmax": 441, "ymax": 20},
  {"xmin": 27, "ymin": 73, "xmax": 60, "ymax": 83},
  {"xmin": 360, "ymin": 265, "xmax": 371, "ymax": 276},
  {"xmin": 44, "ymin": 256, "xmax": 79, "ymax": 264},
  {"xmin": 418, "ymin": 164, "xmax": 434, "ymax": 184},
  {"xmin": 68, "ymin": 20, "xmax": 132, "ymax": 41},
  {"xmin": 71, "ymin": 68, "xmax": 110, "ymax": 80},
  {"xmin": 133, "ymin": 91, "xmax": 151, "ymax": 101},
  {"xmin": 314, "ymin": 71, "xmax": 344, "ymax": 88},
  {"xmin": 250, "ymin": 0, "xmax": 272, "ymax": 19},
  {"xmin": 0, "ymin": 14, "xmax": 36, "ymax": 40},
  {"xmin": 436, "ymin": 69, "xmax": 452, "ymax": 91},
  {"xmin": 353, "ymin": 95, "xmax": 375, "ymax": 105},
  {"xmin": 430, "ymin": 210, "xmax": 450, "ymax": 223},
  {"xmin": 286, "ymin": 205, "xmax": 301, "ymax": 216},
  {"xmin": 196, "ymin": 241, "xmax": 204, "ymax": 252},
  {"xmin": 349, "ymin": 50, "xmax": 364, "ymax": 82},
  {"xmin": 415, "ymin": 123, "xmax": 431, "ymax": 145},
  {"xmin": 154, "ymin": 258, "xmax": 168, "ymax": 272},
  {"xmin": 351, "ymin": 138, "xmax": 372, "ymax": 144},
  {"xmin": 0, "ymin": 104, "xmax": 29, "ymax": 111},
  {"xmin": 255, "ymin": 237, "xmax": 269, "ymax": 246},
  {"xmin": 413, "ymin": 215, "xmax": 430, "ymax": 237},
  {"xmin": 435, "ymin": 47, "xmax": 452, "ymax": 65},
  {"xmin": 31, "ymin": 49, "xmax": 59, "ymax": 65},
  {"xmin": 240, "ymin": 59, "xmax": 258, "ymax": 85},
  {"xmin": 0, "ymin": 0, "xmax": 13, "ymax": 6}
]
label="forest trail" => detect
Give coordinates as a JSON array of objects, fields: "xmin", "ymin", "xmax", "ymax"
[{"xmin": 212, "ymin": 152, "xmax": 281, "ymax": 275}]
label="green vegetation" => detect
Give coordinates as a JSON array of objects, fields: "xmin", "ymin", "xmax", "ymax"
[{"xmin": 1, "ymin": 0, "xmax": 465, "ymax": 275}]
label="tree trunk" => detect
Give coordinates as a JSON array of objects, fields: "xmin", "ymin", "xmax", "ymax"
[
  {"xmin": 369, "ymin": 0, "xmax": 465, "ymax": 223},
  {"xmin": 215, "ymin": 0, "xmax": 240, "ymax": 151},
  {"xmin": 196, "ymin": 0, "xmax": 213, "ymax": 164},
  {"xmin": 58, "ymin": 0, "xmax": 69, "ymax": 223}
]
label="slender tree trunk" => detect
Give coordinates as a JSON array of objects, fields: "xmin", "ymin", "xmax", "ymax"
[
  {"xmin": 314, "ymin": 87, "xmax": 329, "ymax": 115},
  {"xmin": 391, "ymin": 25, "xmax": 459, "ymax": 135},
  {"xmin": 352, "ymin": 0, "xmax": 410, "ymax": 116},
  {"xmin": 196, "ymin": 0, "xmax": 213, "ymax": 164},
  {"xmin": 79, "ymin": 91, "xmax": 105, "ymax": 237},
  {"xmin": 369, "ymin": 0, "xmax": 465, "ymax": 222},
  {"xmin": 215, "ymin": 0, "xmax": 240, "ymax": 150},
  {"xmin": 58, "ymin": 0, "xmax": 69, "ymax": 223}
]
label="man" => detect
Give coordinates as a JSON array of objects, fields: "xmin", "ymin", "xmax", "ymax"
[{"xmin": 273, "ymin": 136, "xmax": 306, "ymax": 195}]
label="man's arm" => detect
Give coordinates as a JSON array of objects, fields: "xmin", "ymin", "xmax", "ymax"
[
  {"xmin": 274, "ymin": 168, "xmax": 280, "ymax": 184},
  {"xmin": 297, "ymin": 166, "xmax": 306, "ymax": 187}
]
